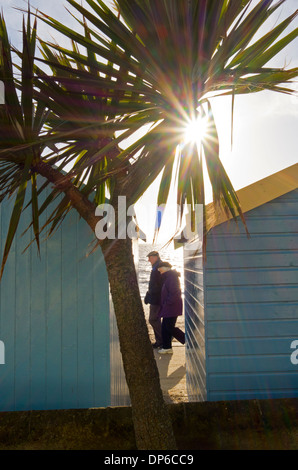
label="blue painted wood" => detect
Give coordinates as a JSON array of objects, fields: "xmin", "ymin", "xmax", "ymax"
[
  {"xmin": 46, "ymin": 215, "xmax": 63, "ymax": 410},
  {"xmin": 208, "ymin": 320, "xmax": 298, "ymax": 338},
  {"xmin": 31, "ymin": 241, "xmax": 47, "ymax": 410},
  {"xmin": 61, "ymin": 213, "xmax": 79, "ymax": 409},
  {"xmin": 207, "ymin": 302, "xmax": 298, "ymax": 320},
  {"xmin": 109, "ymin": 297, "xmax": 130, "ymax": 406},
  {"xmin": 244, "ymin": 201, "xmax": 298, "ymax": 216},
  {"xmin": 209, "ymin": 215, "xmax": 297, "ymax": 235},
  {"xmin": 206, "ymin": 267, "xmax": 297, "ymax": 285},
  {"xmin": 93, "ymin": 265, "xmax": 111, "ymax": 406},
  {"xmin": 0, "ymin": 196, "xmax": 16, "ymax": 411},
  {"xmin": 208, "ymin": 337, "xmax": 296, "ymax": 356},
  {"xmin": 206, "ymin": 285, "xmax": 298, "ymax": 303},
  {"xmin": 208, "ymin": 372, "xmax": 297, "ymax": 391},
  {"xmin": 209, "ymin": 355, "xmax": 297, "ymax": 373},
  {"xmin": 15, "ymin": 196, "xmax": 32, "ymax": 411},
  {"xmin": 0, "ymin": 178, "xmax": 110, "ymax": 411},
  {"xmin": 205, "ymin": 188, "xmax": 298, "ymax": 401},
  {"xmin": 184, "ymin": 248, "xmax": 207, "ymax": 401},
  {"xmin": 77, "ymin": 222, "xmax": 97, "ymax": 408},
  {"xmin": 209, "ymin": 390, "xmax": 298, "ymax": 401},
  {"xmin": 206, "ymin": 250, "xmax": 297, "ymax": 268},
  {"xmin": 207, "ymin": 233, "xmax": 298, "ymax": 252}
]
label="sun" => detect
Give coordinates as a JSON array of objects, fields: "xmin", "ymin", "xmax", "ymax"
[{"xmin": 183, "ymin": 114, "xmax": 208, "ymax": 147}]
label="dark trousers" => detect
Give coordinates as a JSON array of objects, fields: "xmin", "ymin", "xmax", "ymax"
[
  {"xmin": 149, "ymin": 304, "xmax": 162, "ymax": 346},
  {"xmin": 161, "ymin": 317, "xmax": 185, "ymax": 349}
]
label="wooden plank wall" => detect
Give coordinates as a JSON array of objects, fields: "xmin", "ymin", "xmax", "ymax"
[
  {"xmin": 0, "ymin": 180, "xmax": 111, "ymax": 411},
  {"xmin": 184, "ymin": 242, "xmax": 207, "ymax": 401},
  {"xmin": 109, "ymin": 240, "xmax": 139, "ymax": 406},
  {"xmin": 205, "ymin": 189, "xmax": 298, "ymax": 401}
]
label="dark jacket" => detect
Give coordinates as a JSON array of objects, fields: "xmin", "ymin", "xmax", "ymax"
[
  {"xmin": 144, "ymin": 259, "xmax": 163, "ymax": 305},
  {"xmin": 159, "ymin": 270, "xmax": 183, "ymax": 318}
]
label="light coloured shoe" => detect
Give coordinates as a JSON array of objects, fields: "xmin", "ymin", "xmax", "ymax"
[{"xmin": 158, "ymin": 348, "xmax": 173, "ymax": 354}]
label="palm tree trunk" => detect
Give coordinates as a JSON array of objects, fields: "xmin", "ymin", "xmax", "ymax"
[
  {"xmin": 102, "ymin": 235, "xmax": 177, "ymax": 450},
  {"xmin": 35, "ymin": 161, "xmax": 177, "ymax": 449}
]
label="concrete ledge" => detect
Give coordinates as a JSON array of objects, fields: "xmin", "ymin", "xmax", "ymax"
[
  {"xmin": 171, "ymin": 398, "xmax": 298, "ymax": 450},
  {"xmin": 0, "ymin": 398, "xmax": 297, "ymax": 450}
]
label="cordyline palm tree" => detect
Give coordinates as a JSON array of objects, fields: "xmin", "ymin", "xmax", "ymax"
[{"xmin": 0, "ymin": 0, "xmax": 297, "ymax": 450}]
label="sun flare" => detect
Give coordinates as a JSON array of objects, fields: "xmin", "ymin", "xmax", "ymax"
[{"xmin": 183, "ymin": 115, "xmax": 208, "ymax": 147}]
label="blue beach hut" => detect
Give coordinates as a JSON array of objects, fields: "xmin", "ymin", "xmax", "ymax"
[
  {"xmin": 184, "ymin": 163, "xmax": 298, "ymax": 402},
  {"xmin": 0, "ymin": 176, "xmax": 130, "ymax": 411}
]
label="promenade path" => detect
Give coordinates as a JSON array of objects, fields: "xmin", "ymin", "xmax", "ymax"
[
  {"xmin": 145, "ymin": 306, "xmax": 188, "ymax": 404},
  {"xmin": 154, "ymin": 342, "xmax": 187, "ymax": 404}
]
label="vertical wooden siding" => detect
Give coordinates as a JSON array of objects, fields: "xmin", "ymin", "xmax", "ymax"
[
  {"xmin": 109, "ymin": 240, "xmax": 139, "ymax": 406},
  {"xmin": 205, "ymin": 189, "xmax": 298, "ymax": 401},
  {"xmin": 184, "ymin": 243, "xmax": 207, "ymax": 401},
  {"xmin": 0, "ymin": 180, "xmax": 110, "ymax": 411},
  {"xmin": 109, "ymin": 296, "xmax": 130, "ymax": 406}
]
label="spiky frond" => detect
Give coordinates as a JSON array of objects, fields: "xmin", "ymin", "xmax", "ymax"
[
  {"xmin": 0, "ymin": 0, "xmax": 297, "ymax": 275},
  {"xmin": 35, "ymin": 0, "xmax": 297, "ymax": 237}
]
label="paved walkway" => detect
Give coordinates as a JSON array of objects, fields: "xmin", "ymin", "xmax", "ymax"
[
  {"xmin": 154, "ymin": 341, "xmax": 188, "ymax": 404},
  {"xmin": 144, "ymin": 304, "xmax": 188, "ymax": 404}
]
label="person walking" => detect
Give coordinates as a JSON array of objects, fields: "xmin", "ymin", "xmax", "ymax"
[
  {"xmin": 157, "ymin": 261, "xmax": 185, "ymax": 354},
  {"xmin": 144, "ymin": 251, "xmax": 163, "ymax": 348}
]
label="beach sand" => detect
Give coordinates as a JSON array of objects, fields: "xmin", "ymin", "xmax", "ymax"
[{"xmin": 143, "ymin": 304, "xmax": 188, "ymax": 404}]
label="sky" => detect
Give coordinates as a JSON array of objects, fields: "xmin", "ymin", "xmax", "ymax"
[{"xmin": 0, "ymin": 0, "xmax": 297, "ymax": 243}]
